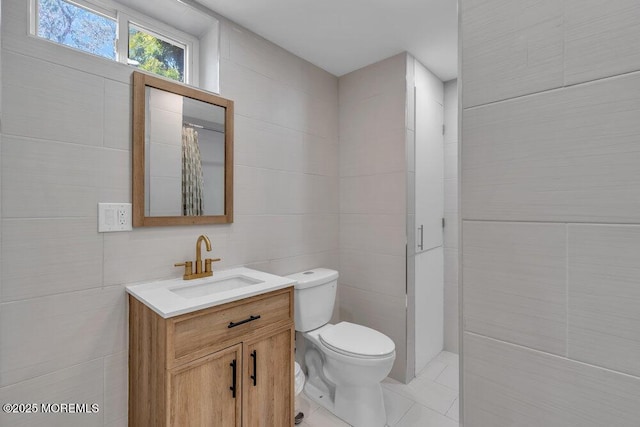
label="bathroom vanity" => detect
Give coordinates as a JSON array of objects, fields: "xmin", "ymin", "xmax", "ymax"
[{"xmin": 127, "ymin": 268, "xmax": 295, "ymax": 426}]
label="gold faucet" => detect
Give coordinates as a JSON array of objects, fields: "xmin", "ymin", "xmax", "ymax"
[{"xmin": 174, "ymin": 235, "xmax": 221, "ymax": 280}]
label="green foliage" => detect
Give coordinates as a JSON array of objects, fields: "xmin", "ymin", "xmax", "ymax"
[
  {"xmin": 38, "ymin": 0, "xmax": 184, "ymax": 81},
  {"xmin": 129, "ymin": 30, "xmax": 184, "ymax": 82}
]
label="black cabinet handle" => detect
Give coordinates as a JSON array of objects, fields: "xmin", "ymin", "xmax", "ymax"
[
  {"xmin": 229, "ymin": 359, "xmax": 237, "ymax": 398},
  {"xmin": 228, "ymin": 315, "xmax": 261, "ymax": 328},
  {"xmin": 250, "ymin": 350, "xmax": 257, "ymax": 386}
]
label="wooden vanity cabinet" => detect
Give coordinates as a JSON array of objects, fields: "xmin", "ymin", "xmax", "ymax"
[
  {"xmin": 168, "ymin": 344, "xmax": 242, "ymax": 426},
  {"xmin": 129, "ymin": 287, "xmax": 294, "ymax": 427}
]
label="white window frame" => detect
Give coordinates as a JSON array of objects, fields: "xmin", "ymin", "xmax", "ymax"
[{"xmin": 29, "ymin": 0, "xmax": 199, "ymax": 85}]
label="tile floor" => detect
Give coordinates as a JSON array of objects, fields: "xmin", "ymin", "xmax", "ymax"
[{"xmin": 297, "ymin": 351, "xmax": 459, "ymax": 427}]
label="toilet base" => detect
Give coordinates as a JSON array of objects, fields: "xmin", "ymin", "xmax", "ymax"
[
  {"xmin": 303, "ymin": 381, "xmax": 335, "ymax": 413},
  {"xmin": 304, "ymin": 381, "xmax": 388, "ymax": 427}
]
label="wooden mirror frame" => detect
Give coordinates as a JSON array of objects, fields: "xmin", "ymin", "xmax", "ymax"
[{"xmin": 132, "ymin": 71, "xmax": 234, "ymax": 226}]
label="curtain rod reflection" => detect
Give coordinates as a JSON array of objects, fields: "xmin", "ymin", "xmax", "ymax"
[{"xmin": 183, "ymin": 121, "xmax": 224, "ymax": 133}]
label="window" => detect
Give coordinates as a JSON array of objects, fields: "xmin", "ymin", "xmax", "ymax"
[
  {"xmin": 37, "ymin": 0, "xmax": 117, "ymax": 60},
  {"xmin": 32, "ymin": 0, "xmax": 196, "ymax": 83},
  {"xmin": 128, "ymin": 24, "xmax": 186, "ymax": 82}
]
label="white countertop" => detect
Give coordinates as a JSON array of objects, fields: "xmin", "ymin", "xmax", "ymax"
[{"xmin": 126, "ymin": 267, "xmax": 295, "ymax": 318}]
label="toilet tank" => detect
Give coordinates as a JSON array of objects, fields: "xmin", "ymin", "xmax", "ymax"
[{"xmin": 287, "ymin": 268, "xmax": 339, "ymax": 332}]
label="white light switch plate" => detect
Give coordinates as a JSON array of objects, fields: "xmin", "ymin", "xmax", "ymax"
[{"xmin": 98, "ymin": 203, "xmax": 132, "ymax": 232}]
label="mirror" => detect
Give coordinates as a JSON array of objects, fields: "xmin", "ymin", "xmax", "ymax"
[{"xmin": 132, "ymin": 71, "xmax": 234, "ymax": 226}]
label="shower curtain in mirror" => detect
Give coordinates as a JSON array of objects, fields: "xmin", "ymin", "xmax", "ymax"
[{"xmin": 182, "ymin": 126, "xmax": 204, "ymax": 216}]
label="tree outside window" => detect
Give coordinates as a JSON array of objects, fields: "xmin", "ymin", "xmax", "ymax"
[
  {"xmin": 38, "ymin": 0, "xmax": 117, "ymax": 60},
  {"xmin": 128, "ymin": 26, "xmax": 185, "ymax": 82},
  {"xmin": 36, "ymin": 0, "xmax": 191, "ymax": 84}
]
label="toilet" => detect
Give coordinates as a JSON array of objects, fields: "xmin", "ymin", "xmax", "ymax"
[{"xmin": 287, "ymin": 268, "xmax": 395, "ymax": 427}]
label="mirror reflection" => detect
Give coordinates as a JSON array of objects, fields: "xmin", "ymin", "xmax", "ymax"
[
  {"xmin": 132, "ymin": 71, "xmax": 234, "ymax": 227},
  {"xmin": 145, "ymin": 87, "xmax": 226, "ymax": 217}
]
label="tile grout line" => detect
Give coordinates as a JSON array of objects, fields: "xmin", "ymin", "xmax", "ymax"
[
  {"xmin": 565, "ymin": 223, "xmax": 569, "ymax": 358},
  {"xmin": 465, "ymin": 331, "xmax": 640, "ymax": 381},
  {"xmin": 444, "ymin": 396, "xmax": 458, "ymax": 419},
  {"xmin": 392, "ymin": 401, "xmax": 417, "ymax": 427}
]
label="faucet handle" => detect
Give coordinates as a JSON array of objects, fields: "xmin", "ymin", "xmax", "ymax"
[
  {"xmin": 204, "ymin": 258, "xmax": 221, "ymax": 273},
  {"xmin": 175, "ymin": 261, "xmax": 193, "ymax": 277}
]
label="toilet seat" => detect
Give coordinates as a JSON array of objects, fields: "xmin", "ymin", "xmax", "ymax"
[{"xmin": 319, "ymin": 322, "xmax": 395, "ymax": 359}]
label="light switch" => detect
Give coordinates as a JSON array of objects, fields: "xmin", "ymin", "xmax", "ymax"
[{"xmin": 98, "ymin": 203, "xmax": 132, "ymax": 232}]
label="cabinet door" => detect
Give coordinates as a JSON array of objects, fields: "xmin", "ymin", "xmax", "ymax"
[
  {"xmin": 168, "ymin": 344, "xmax": 242, "ymax": 427},
  {"xmin": 414, "ymin": 65, "xmax": 444, "ymax": 253},
  {"xmin": 243, "ymin": 326, "xmax": 294, "ymax": 427}
]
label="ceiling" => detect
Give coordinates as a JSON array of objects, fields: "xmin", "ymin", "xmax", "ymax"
[{"xmin": 120, "ymin": 0, "xmax": 458, "ymax": 81}]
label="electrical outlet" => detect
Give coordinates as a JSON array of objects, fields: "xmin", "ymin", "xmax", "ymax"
[
  {"xmin": 118, "ymin": 208, "xmax": 127, "ymax": 225},
  {"xmin": 99, "ymin": 203, "xmax": 132, "ymax": 232}
]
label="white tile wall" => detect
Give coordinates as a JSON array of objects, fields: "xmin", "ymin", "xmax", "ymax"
[
  {"xmin": 0, "ymin": 359, "xmax": 104, "ymax": 427},
  {"xmin": 103, "ymin": 225, "xmax": 228, "ymax": 286},
  {"xmin": 103, "ymin": 80, "xmax": 131, "ymax": 151},
  {"xmin": 464, "ymin": 333, "xmax": 640, "ymax": 426},
  {"xmin": 444, "ymin": 248, "xmax": 458, "ymax": 288},
  {"xmin": 2, "ymin": 136, "xmax": 99, "ymax": 218},
  {"xmin": 1, "ymin": 218, "xmax": 103, "ymax": 301},
  {"xmin": 3, "ymin": 51, "xmax": 104, "ymax": 146},
  {"xmin": 339, "ymin": 249, "xmax": 406, "ymax": 297},
  {"xmin": 565, "ymin": 0, "xmax": 640, "ymax": 85},
  {"xmin": 103, "ymin": 417, "xmax": 127, "ymax": 427},
  {"xmin": 340, "ymin": 127, "xmax": 406, "ymax": 177},
  {"xmin": 463, "ymin": 221, "xmax": 567, "ymax": 356},
  {"xmin": 568, "ymin": 224, "xmax": 640, "ymax": 377},
  {"xmin": 463, "ymin": 71, "xmax": 640, "ymax": 223},
  {"xmin": 338, "ymin": 53, "xmax": 407, "ymax": 105},
  {"xmin": 0, "ymin": 286, "xmax": 126, "ymax": 387},
  {"xmin": 443, "ymin": 283, "xmax": 459, "ymax": 355},
  {"xmin": 443, "ymin": 142, "xmax": 458, "ymax": 181},
  {"xmin": 443, "ymin": 83, "xmax": 458, "ymax": 146},
  {"xmin": 234, "ymin": 115, "xmax": 338, "ymax": 177},
  {"xmin": 103, "ymin": 351, "xmax": 128, "ymax": 426},
  {"xmin": 462, "ymin": 1, "xmax": 640, "ymax": 425},
  {"xmin": 443, "ymin": 178, "xmax": 458, "ymax": 215},
  {"xmin": 266, "ymin": 249, "xmax": 338, "ymax": 278},
  {"xmin": 98, "ymin": 148, "xmax": 130, "ymax": 204},
  {"xmin": 340, "ymin": 172, "xmax": 406, "ymax": 215},
  {"xmin": 227, "ymin": 25, "xmax": 304, "ymax": 93},
  {"xmin": 339, "ymin": 214, "xmax": 406, "ymax": 256},
  {"xmin": 461, "ymin": 0, "xmax": 564, "ymax": 108},
  {"xmin": 235, "ymin": 166, "xmax": 338, "ymax": 215}
]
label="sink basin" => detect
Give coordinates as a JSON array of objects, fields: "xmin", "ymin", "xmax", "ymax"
[
  {"xmin": 169, "ymin": 275, "xmax": 264, "ymax": 299},
  {"xmin": 125, "ymin": 267, "xmax": 295, "ymax": 318}
]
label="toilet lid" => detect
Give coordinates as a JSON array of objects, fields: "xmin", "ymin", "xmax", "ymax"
[{"xmin": 319, "ymin": 322, "xmax": 395, "ymax": 358}]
